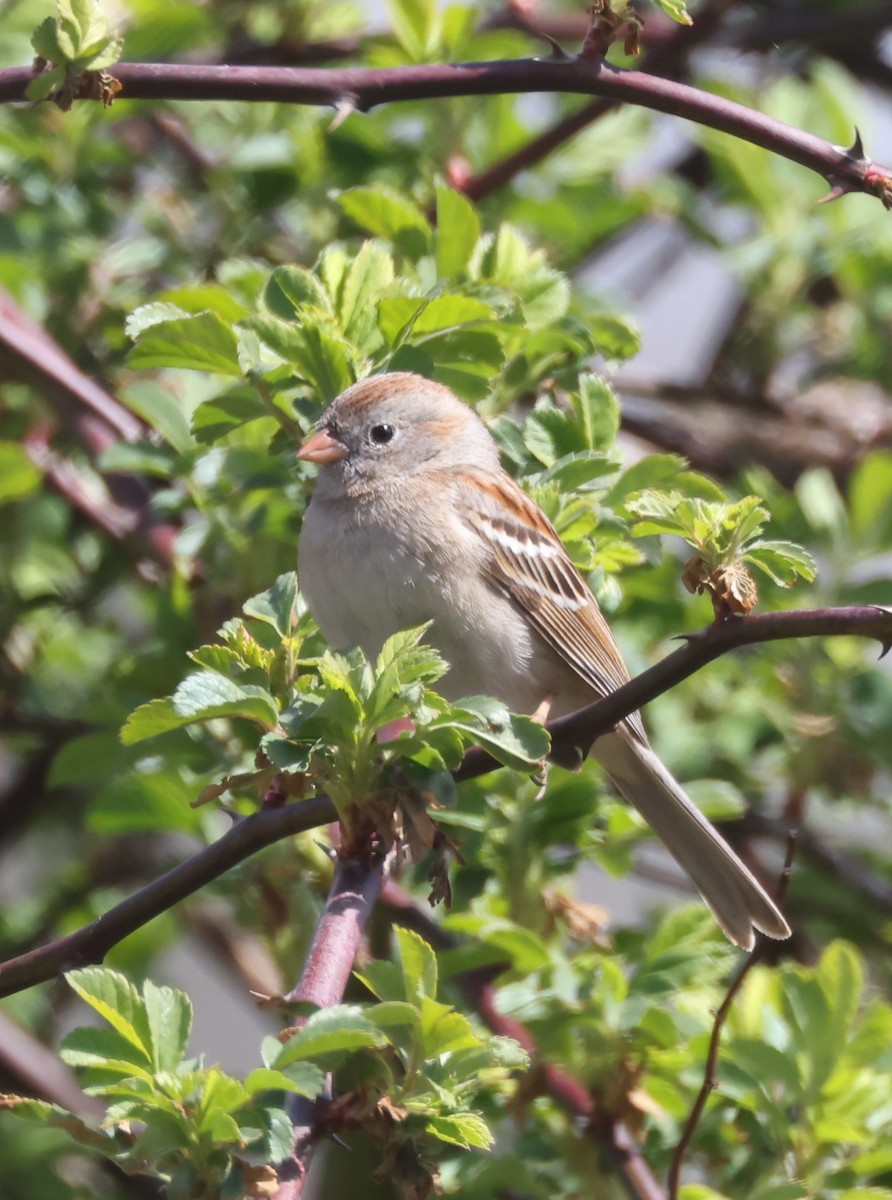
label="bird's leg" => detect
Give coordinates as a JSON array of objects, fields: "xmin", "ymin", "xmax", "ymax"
[{"xmin": 530, "ymin": 693, "xmax": 556, "ymax": 797}]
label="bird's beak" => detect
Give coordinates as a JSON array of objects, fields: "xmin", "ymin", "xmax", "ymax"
[{"xmin": 297, "ymin": 428, "xmax": 348, "ymax": 464}]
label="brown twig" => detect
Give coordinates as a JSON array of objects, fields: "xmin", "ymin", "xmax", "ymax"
[
  {"xmin": 458, "ymin": 605, "xmax": 892, "ymax": 780},
  {"xmin": 0, "ymin": 795, "xmax": 335, "ymax": 998},
  {"xmin": 1, "ymin": 58, "xmax": 890, "ymax": 205},
  {"xmin": 273, "ymin": 848, "xmax": 388, "ymax": 1200},
  {"xmin": 667, "ymin": 833, "xmax": 797, "ymax": 1198}
]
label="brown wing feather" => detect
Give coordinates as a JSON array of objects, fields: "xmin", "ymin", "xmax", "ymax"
[{"xmin": 453, "ymin": 468, "xmax": 647, "ymax": 742}]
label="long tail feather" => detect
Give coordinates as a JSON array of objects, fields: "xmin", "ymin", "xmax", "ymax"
[{"xmin": 593, "ymin": 730, "xmax": 790, "ymax": 949}]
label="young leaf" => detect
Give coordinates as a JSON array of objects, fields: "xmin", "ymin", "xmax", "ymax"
[
  {"xmin": 435, "ymin": 183, "xmax": 481, "ymax": 278},
  {"xmin": 128, "ymin": 312, "xmax": 242, "ymax": 377},
  {"xmin": 273, "ymin": 1006, "xmax": 387, "ymax": 1068},
  {"xmin": 243, "ymin": 573, "xmax": 299, "ymax": 638},
  {"xmin": 65, "ymin": 968, "xmax": 152, "ymax": 1059}
]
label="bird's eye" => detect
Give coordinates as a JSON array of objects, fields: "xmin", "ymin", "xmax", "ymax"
[{"xmin": 369, "ymin": 424, "xmax": 395, "ymax": 445}]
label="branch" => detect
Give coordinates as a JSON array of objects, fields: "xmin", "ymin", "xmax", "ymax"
[
  {"xmin": 667, "ymin": 834, "xmax": 797, "ymax": 1199},
  {"xmin": 456, "ymin": 606, "xmax": 892, "ymax": 780},
  {"xmin": 274, "ymin": 849, "xmax": 387, "ymax": 1200},
  {"xmin": 1, "ymin": 58, "xmax": 890, "ymax": 204},
  {"xmin": 1, "ymin": 604, "xmax": 886, "ymax": 998},
  {"xmin": 0, "ymin": 794, "xmax": 336, "ymax": 999}
]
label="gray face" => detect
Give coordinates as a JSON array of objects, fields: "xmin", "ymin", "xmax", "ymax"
[{"xmin": 314, "ymin": 373, "xmax": 499, "ymax": 490}]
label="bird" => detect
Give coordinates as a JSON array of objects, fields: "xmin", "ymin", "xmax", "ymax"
[{"xmin": 296, "ymin": 372, "xmax": 791, "ymax": 949}]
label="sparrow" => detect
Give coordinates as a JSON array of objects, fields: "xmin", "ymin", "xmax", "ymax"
[{"xmin": 297, "ymin": 372, "xmax": 791, "ymax": 949}]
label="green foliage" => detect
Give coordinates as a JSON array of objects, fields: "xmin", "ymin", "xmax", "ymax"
[
  {"xmin": 2, "ymin": 0, "xmax": 892, "ymax": 1196},
  {"xmin": 2, "ymin": 968, "xmax": 309, "ymax": 1196},
  {"xmin": 28, "ymin": 0, "xmax": 123, "ymax": 103}
]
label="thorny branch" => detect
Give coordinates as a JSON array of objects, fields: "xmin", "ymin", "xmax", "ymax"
[
  {"xmin": 0, "ymin": 606, "xmax": 888, "ymax": 999},
  {"xmin": 273, "ymin": 849, "xmax": 388, "ymax": 1200},
  {"xmin": 1, "ymin": 56, "xmax": 891, "ymax": 205}
]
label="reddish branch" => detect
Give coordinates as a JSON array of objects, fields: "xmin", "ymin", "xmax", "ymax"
[
  {"xmin": 1, "ymin": 57, "xmax": 890, "ymax": 205},
  {"xmin": 0, "ymin": 604, "xmax": 888, "ymax": 999},
  {"xmin": 274, "ymin": 849, "xmax": 388, "ymax": 1200}
]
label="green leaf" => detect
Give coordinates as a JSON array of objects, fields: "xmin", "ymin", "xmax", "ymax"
[
  {"xmin": 244, "ymin": 1065, "xmax": 325, "ymax": 1098},
  {"xmin": 247, "ymin": 315, "xmax": 356, "ymax": 401},
  {"xmin": 171, "ymin": 671, "xmax": 279, "ymax": 728},
  {"xmin": 743, "ymin": 540, "xmax": 817, "ymax": 586},
  {"xmin": 419, "ymin": 998, "xmax": 478, "ymax": 1056},
  {"xmin": 243, "ymin": 572, "xmax": 299, "ymax": 638},
  {"xmin": 65, "ymin": 968, "xmax": 152, "ymax": 1059},
  {"xmin": 190, "ymin": 390, "xmax": 271, "ymax": 444},
  {"xmin": 0, "ymin": 1097, "xmax": 117, "ymax": 1154},
  {"xmin": 335, "ymin": 240, "xmax": 394, "ymax": 349},
  {"xmin": 263, "ymin": 266, "xmax": 331, "ymax": 320},
  {"xmin": 59, "ymin": 1026, "xmax": 154, "ymax": 1077},
  {"xmin": 386, "ymin": 0, "xmax": 440, "ymax": 60},
  {"xmin": 435, "ymin": 183, "xmax": 481, "ymax": 278},
  {"xmin": 120, "ymin": 382, "xmax": 194, "ymax": 455},
  {"xmin": 651, "ymin": 0, "xmax": 692, "ymax": 25},
  {"xmin": 128, "ymin": 311, "xmax": 242, "ymax": 377},
  {"xmin": 337, "ymin": 186, "xmax": 432, "ymax": 260},
  {"xmin": 0, "ymin": 442, "xmax": 41, "ymax": 503},
  {"xmin": 273, "ymin": 1006, "xmax": 387, "ymax": 1068},
  {"xmin": 143, "ymin": 980, "xmax": 192, "ymax": 1072},
  {"xmin": 450, "ymin": 697, "xmax": 550, "ymax": 770},
  {"xmin": 395, "ymin": 926, "xmax": 439, "ymax": 1003},
  {"xmin": 424, "ymin": 1112, "xmax": 493, "ymax": 1149},
  {"xmin": 120, "ymin": 697, "xmax": 189, "ymax": 745}
]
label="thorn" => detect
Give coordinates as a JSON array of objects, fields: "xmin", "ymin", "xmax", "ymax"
[
  {"xmin": 847, "ymin": 127, "xmax": 864, "ymax": 159},
  {"xmin": 533, "ymin": 32, "xmax": 573, "ymax": 60},
  {"xmin": 329, "ymin": 95, "xmax": 357, "ymax": 131},
  {"xmin": 817, "ymin": 183, "xmax": 847, "ymax": 205},
  {"xmin": 315, "ymin": 838, "xmax": 337, "ymax": 859},
  {"xmin": 880, "ymin": 641, "xmax": 891, "ymax": 661}
]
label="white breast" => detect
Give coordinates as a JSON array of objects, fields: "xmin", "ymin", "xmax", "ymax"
[{"xmin": 298, "ymin": 488, "xmax": 553, "ymax": 712}]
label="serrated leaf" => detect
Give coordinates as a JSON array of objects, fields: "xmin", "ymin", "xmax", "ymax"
[
  {"xmin": 273, "ymin": 1006, "xmax": 387, "ymax": 1068},
  {"xmin": 450, "ymin": 697, "xmax": 550, "ymax": 770},
  {"xmin": 190, "ymin": 390, "xmax": 271, "ymax": 444},
  {"xmin": 128, "ymin": 311, "xmax": 242, "ymax": 376},
  {"xmin": 424, "ymin": 1111, "xmax": 493, "ymax": 1149},
  {"xmin": 263, "ymin": 266, "xmax": 331, "ymax": 320},
  {"xmin": 65, "ymin": 968, "xmax": 152, "ymax": 1059},
  {"xmin": 243, "ymin": 573, "xmax": 299, "ymax": 638},
  {"xmin": 338, "ymin": 186, "xmax": 431, "ymax": 260},
  {"xmin": 247, "ymin": 315, "xmax": 355, "ymax": 401},
  {"xmin": 435, "ymin": 183, "xmax": 480, "ymax": 278},
  {"xmin": 244, "ymin": 1065, "xmax": 325, "ymax": 1098},
  {"xmin": 171, "ymin": 671, "xmax": 279, "ymax": 728},
  {"xmin": 744, "ymin": 540, "xmax": 817, "ymax": 586},
  {"xmin": 420, "ymin": 998, "xmax": 478, "ymax": 1057},
  {"xmin": 143, "ymin": 980, "xmax": 192, "ymax": 1072},
  {"xmin": 396, "ymin": 926, "xmax": 438, "ymax": 1004},
  {"xmin": 120, "ymin": 697, "xmax": 188, "ymax": 745},
  {"xmin": 336, "ymin": 240, "xmax": 394, "ymax": 349},
  {"xmin": 59, "ymin": 1026, "xmax": 154, "ymax": 1077}
]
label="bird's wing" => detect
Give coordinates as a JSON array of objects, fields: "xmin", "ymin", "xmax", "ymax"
[{"xmin": 452, "ymin": 467, "xmax": 646, "ymax": 741}]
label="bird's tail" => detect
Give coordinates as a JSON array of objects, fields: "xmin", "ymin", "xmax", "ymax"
[{"xmin": 593, "ymin": 729, "xmax": 790, "ymax": 949}]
